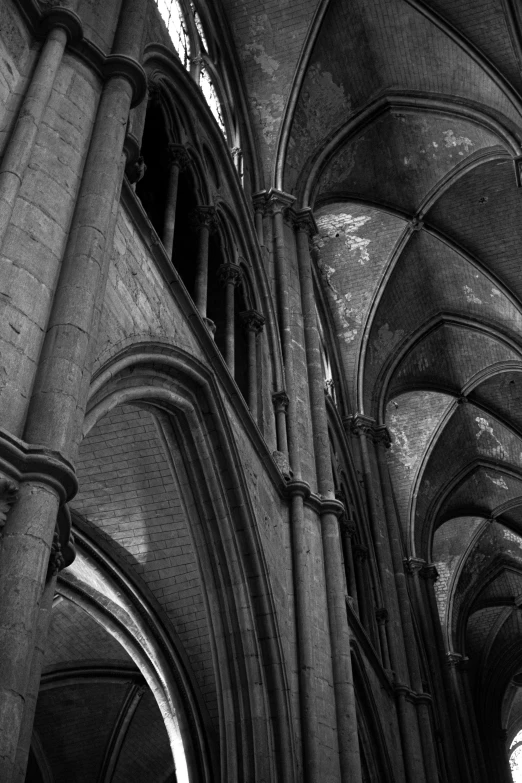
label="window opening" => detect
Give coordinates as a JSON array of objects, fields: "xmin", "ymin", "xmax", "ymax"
[
  {"xmin": 156, "ymin": 0, "xmax": 191, "ymax": 70},
  {"xmin": 191, "ymin": 2, "xmax": 208, "ymax": 50},
  {"xmin": 199, "ymin": 63, "xmax": 227, "ymax": 137}
]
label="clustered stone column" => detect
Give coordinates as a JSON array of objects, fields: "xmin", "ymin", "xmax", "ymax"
[
  {"xmin": 217, "ymin": 261, "xmax": 242, "ymax": 372},
  {"xmin": 0, "ymin": 0, "xmax": 147, "ymax": 778},
  {"xmin": 190, "ymin": 205, "xmax": 218, "ymax": 330},
  {"xmin": 292, "ymin": 207, "xmax": 362, "ymax": 783},
  {"xmin": 162, "ymin": 143, "xmax": 190, "ymax": 259},
  {"xmin": 239, "ymin": 309, "xmax": 265, "ymax": 419}
]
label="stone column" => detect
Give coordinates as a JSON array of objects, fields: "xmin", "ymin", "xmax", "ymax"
[
  {"xmin": 272, "ymin": 391, "xmax": 291, "ymax": 476},
  {"xmin": 340, "ymin": 519, "xmax": 359, "ymax": 615},
  {"xmin": 239, "ymin": 309, "xmax": 265, "ymax": 419},
  {"xmin": 217, "ymin": 262, "xmax": 243, "ymax": 373},
  {"xmin": 349, "ymin": 415, "xmax": 424, "ymax": 783},
  {"xmin": 0, "ymin": 9, "xmax": 82, "ymax": 251},
  {"xmin": 375, "ymin": 607, "xmax": 391, "ymax": 670},
  {"xmin": 0, "ymin": 1, "xmax": 147, "ymax": 776},
  {"xmin": 266, "ymin": 190, "xmax": 300, "ymax": 475},
  {"xmin": 162, "ymin": 144, "xmax": 190, "ymax": 259},
  {"xmin": 293, "ymin": 208, "xmax": 361, "ymax": 782},
  {"xmin": 190, "ymin": 205, "xmax": 218, "ymax": 326},
  {"xmin": 252, "ymin": 192, "xmax": 266, "ymax": 246},
  {"xmin": 353, "ymin": 543, "xmax": 373, "ymax": 634}
]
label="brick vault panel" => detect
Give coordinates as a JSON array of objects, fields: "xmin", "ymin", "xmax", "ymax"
[{"xmin": 74, "ymin": 404, "xmax": 217, "ymax": 724}]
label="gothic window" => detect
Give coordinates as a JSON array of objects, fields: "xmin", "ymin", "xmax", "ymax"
[{"xmin": 155, "ymin": 0, "xmax": 233, "ymax": 144}]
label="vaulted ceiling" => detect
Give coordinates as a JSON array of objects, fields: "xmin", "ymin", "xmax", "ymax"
[{"xmin": 220, "ymin": 0, "xmax": 522, "ymax": 747}]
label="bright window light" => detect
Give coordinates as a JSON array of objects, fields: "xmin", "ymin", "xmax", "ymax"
[
  {"xmin": 156, "ymin": 0, "xmax": 190, "ymax": 70},
  {"xmin": 200, "ymin": 64, "xmax": 226, "ymax": 137}
]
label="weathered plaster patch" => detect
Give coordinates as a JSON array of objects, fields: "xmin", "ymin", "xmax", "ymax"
[
  {"xmin": 370, "ymin": 323, "xmax": 405, "ymax": 366},
  {"xmin": 443, "ymin": 130, "xmax": 473, "ymax": 152},
  {"xmin": 388, "ymin": 410, "xmax": 418, "ymax": 470},
  {"xmin": 463, "ymin": 285, "xmax": 482, "ymax": 304},
  {"xmin": 486, "ymin": 473, "xmax": 508, "ymax": 490},
  {"xmin": 250, "ymin": 93, "xmax": 285, "ymax": 144},
  {"xmin": 287, "ymin": 62, "xmax": 351, "ymax": 176},
  {"xmin": 319, "ymin": 139, "xmax": 363, "ymax": 193},
  {"xmin": 491, "ymin": 287, "xmax": 502, "ymax": 298},
  {"xmin": 475, "ymin": 416, "xmax": 507, "ymax": 460},
  {"xmin": 244, "ymin": 42, "xmax": 279, "ymax": 76}
]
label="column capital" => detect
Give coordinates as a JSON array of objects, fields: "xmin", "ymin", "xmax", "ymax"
[
  {"xmin": 344, "ymin": 414, "xmax": 392, "ymax": 446},
  {"xmin": 167, "ymin": 143, "xmax": 191, "ymax": 171},
  {"xmin": 446, "ymin": 651, "xmax": 468, "ymax": 669},
  {"xmin": 272, "ymin": 390, "xmax": 289, "ymax": 412},
  {"xmin": 265, "ymin": 188, "xmax": 296, "ymax": 216},
  {"xmin": 286, "ymin": 206, "xmax": 318, "ymax": 237},
  {"xmin": 239, "ymin": 309, "xmax": 265, "ymax": 333},
  {"xmin": 376, "ymin": 607, "xmax": 389, "ymax": 625},
  {"xmin": 40, "ymin": 8, "xmax": 83, "ymax": 44},
  {"xmin": 404, "ymin": 556, "xmax": 426, "ymax": 576},
  {"xmin": 217, "ymin": 262, "xmax": 242, "ymax": 287},
  {"xmin": 103, "ymin": 54, "xmax": 148, "ymax": 108},
  {"xmin": 190, "ymin": 205, "xmax": 218, "ymax": 233},
  {"xmin": 252, "ymin": 191, "xmax": 267, "ymax": 212}
]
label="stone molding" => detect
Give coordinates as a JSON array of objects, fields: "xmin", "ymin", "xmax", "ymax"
[
  {"xmin": 420, "ymin": 563, "xmax": 439, "ymax": 582},
  {"xmin": 40, "ymin": 7, "xmax": 83, "ymax": 44},
  {"xmin": 404, "ymin": 556, "xmax": 426, "ymax": 576},
  {"xmin": 0, "ymin": 428, "xmax": 77, "ymax": 503},
  {"xmin": 286, "ymin": 206, "xmax": 318, "ymax": 237},
  {"xmin": 239, "ymin": 309, "xmax": 265, "ymax": 333},
  {"xmin": 103, "ymin": 54, "xmax": 148, "ymax": 108}
]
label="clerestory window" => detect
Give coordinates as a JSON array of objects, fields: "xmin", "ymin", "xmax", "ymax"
[{"xmin": 154, "ymin": 0, "xmax": 231, "ymax": 142}]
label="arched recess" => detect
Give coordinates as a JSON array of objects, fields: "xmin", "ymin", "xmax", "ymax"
[
  {"xmin": 81, "ymin": 343, "xmax": 296, "ymax": 783},
  {"xmin": 53, "ymin": 524, "xmax": 207, "ymax": 783}
]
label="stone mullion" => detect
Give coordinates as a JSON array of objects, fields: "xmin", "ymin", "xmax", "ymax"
[
  {"xmin": 239, "ymin": 310, "xmax": 265, "ymax": 419},
  {"xmin": 162, "ymin": 144, "xmax": 190, "ymax": 259},
  {"xmin": 294, "ymin": 208, "xmax": 362, "ymax": 783},
  {"xmin": 191, "ymin": 206, "xmax": 217, "ymax": 324},
  {"xmin": 0, "ymin": 3, "xmax": 147, "ymax": 777}
]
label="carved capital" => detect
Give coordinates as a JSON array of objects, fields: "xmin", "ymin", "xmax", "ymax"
[
  {"xmin": 374, "ymin": 424, "xmax": 392, "ymax": 448},
  {"xmin": 252, "ymin": 191, "xmax": 267, "ymax": 213},
  {"xmin": 272, "ymin": 391, "xmax": 289, "ymax": 413},
  {"xmin": 217, "ymin": 262, "xmax": 242, "ymax": 287},
  {"xmin": 265, "ymin": 188, "xmax": 296, "ymax": 217},
  {"xmin": 167, "ymin": 143, "xmax": 191, "ymax": 171},
  {"xmin": 353, "ymin": 543, "xmax": 369, "ymax": 562},
  {"xmin": 376, "ymin": 607, "xmax": 389, "ymax": 625},
  {"xmin": 404, "ymin": 556, "xmax": 426, "ymax": 576},
  {"xmin": 47, "ymin": 527, "xmax": 65, "ymax": 578},
  {"xmin": 240, "ymin": 309, "xmax": 265, "ymax": 333},
  {"xmin": 190, "ymin": 206, "xmax": 218, "ymax": 233},
  {"xmin": 447, "ymin": 651, "xmax": 466, "ymax": 669},
  {"xmin": 345, "ymin": 413, "xmax": 376, "ymax": 441},
  {"xmin": 288, "ymin": 207, "xmax": 318, "ymax": 237},
  {"xmin": 125, "ymin": 155, "xmax": 146, "ymax": 184},
  {"xmin": 0, "ymin": 477, "xmax": 18, "ymax": 531}
]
